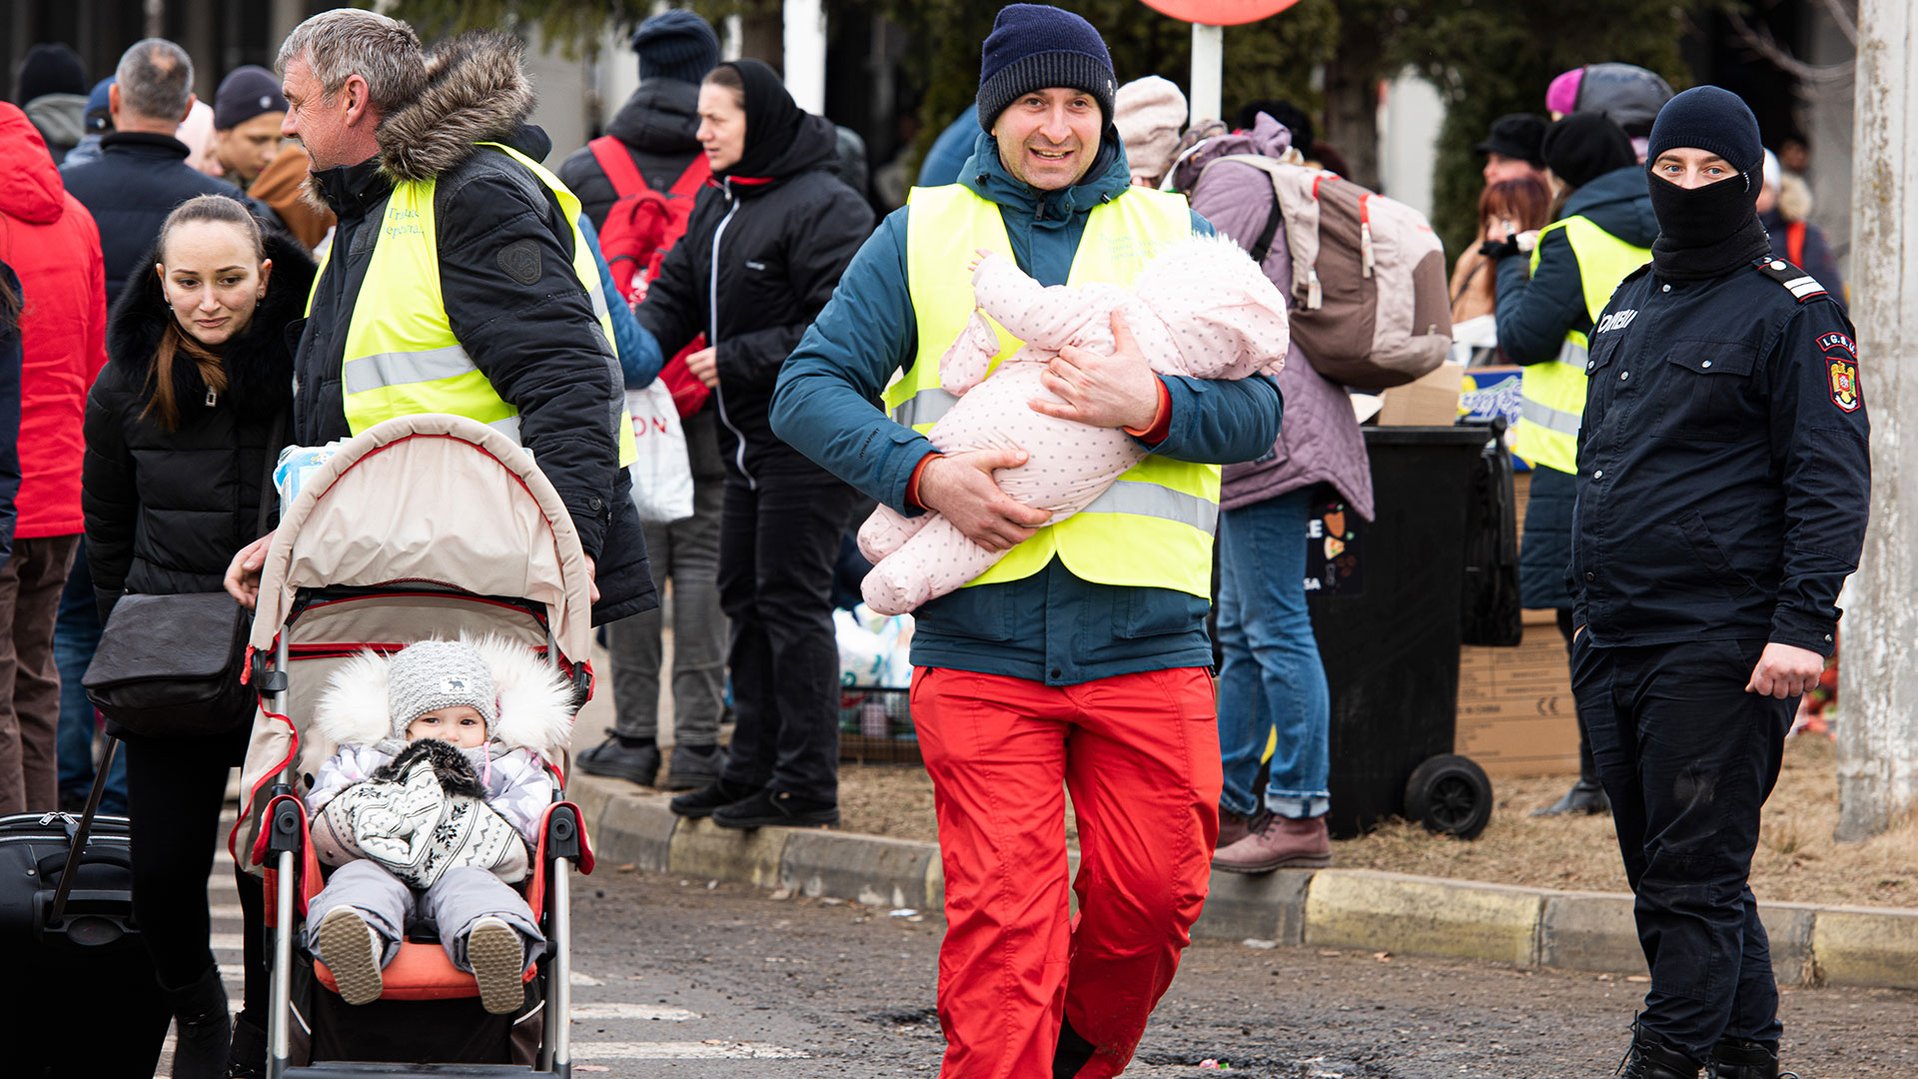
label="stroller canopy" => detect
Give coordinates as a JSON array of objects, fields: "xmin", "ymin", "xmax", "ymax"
[{"xmin": 247, "ymin": 414, "xmax": 596, "ymax": 662}]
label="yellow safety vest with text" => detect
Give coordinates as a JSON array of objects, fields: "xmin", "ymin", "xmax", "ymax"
[
  {"xmin": 891, "ymin": 183, "xmax": 1219, "ymax": 598},
  {"xmin": 1513, "ymin": 215, "xmax": 1649, "ymax": 475},
  {"xmin": 310, "ymin": 141, "xmax": 637, "ymax": 465}
]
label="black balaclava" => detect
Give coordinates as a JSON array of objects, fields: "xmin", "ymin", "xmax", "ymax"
[
  {"xmin": 714, "ymin": 59, "xmax": 804, "ymax": 180},
  {"xmin": 1644, "ymin": 86, "xmax": 1769, "ymax": 280}
]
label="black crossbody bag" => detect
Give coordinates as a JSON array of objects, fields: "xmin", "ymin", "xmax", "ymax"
[{"xmin": 82, "ymin": 414, "xmax": 283, "ymax": 739}]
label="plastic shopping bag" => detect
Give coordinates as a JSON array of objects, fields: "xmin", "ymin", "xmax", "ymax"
[{"xmin": 626, "ymin": 382, "xmax": 695, "ymax": 523}]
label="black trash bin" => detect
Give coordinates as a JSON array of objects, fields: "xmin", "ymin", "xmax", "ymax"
[{"xmin": 1304, "ymin": 423, "xmax": 1506, "ymax": 840}]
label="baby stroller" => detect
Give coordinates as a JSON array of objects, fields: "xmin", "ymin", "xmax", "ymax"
[{"xmin": 229, "ymin": 415, "xmax": 598, "ymax": 1077}]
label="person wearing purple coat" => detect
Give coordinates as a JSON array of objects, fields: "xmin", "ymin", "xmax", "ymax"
[{"xmin": 1169, "ymin": 114, "xmax": 1376, "ymax": 870}]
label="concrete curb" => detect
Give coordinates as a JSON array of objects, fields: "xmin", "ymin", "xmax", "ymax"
[{"xmin": 569, "ymin": 774, "xmax": 1918, "ymax": 991}]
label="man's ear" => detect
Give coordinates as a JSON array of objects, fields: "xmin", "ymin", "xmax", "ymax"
[{"xmin": 180, "ymin": 92, "xmax": 198, "ymax": 125}]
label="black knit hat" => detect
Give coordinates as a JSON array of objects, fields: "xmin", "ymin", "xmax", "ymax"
[
  {"xmin": 214, "ymin": 65, "xmax": 287, "ymax": 130},
  {"xmin": 631, "ymin": 9, "xmax": 719, "ymax": 86},
  {"xmin": 16, "ymin": 43, "xmax": 86, "ymax": 104},
  {"xmin": 1541, "ymin": 112, "xmax": 1636, "ymax": 189},
  {"xmin": 1646, "ymin": 85, "xmax": 1762, "ymax": 179},
  {"xmin": 1474, "ymin": 113, "xmax": 1548, "ymax": 170},
  {"xmin": 977, "ymin": 4, "xmax": 1117, "ymax": 132}
]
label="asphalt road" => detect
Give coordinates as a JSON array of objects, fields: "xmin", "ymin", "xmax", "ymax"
[{"xmin": 562, "ymin": 868, "xmax": 1918, "ymax": 1078}]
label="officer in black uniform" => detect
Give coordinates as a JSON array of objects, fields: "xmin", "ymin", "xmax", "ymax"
[{"xmin": 1569, "ymin": 86, "xmax": 1870, "ymax": 1079}]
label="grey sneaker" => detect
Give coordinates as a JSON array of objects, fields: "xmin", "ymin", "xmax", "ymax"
[
  {"xmin": 467, "ymin": 916, "xmax": 525, "ymax": 1015},
  {"xmin": 317, "ymin": 907, "xmax": 384, "ymax": 1006}
]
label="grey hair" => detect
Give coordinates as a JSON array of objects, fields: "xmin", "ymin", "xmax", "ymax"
[
  {"xmin": 114, "ymin": 39, "xmax": 193, "ymax": 122},
  {"xmin": 274, "ymin": 8, "xmax": 426, "ymax": 115}
]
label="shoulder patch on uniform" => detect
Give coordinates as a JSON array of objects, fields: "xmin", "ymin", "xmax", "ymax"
[
  {"xmin": 1828, "ymin": 355, "xmax": 1861, "ymax": 413},
  {"xmin": 1752, "ymin": 256, "xmax": 1827, "ymax": 302}
]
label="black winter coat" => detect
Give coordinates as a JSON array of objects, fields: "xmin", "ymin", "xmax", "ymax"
[
  {"xmin": 59, "ymin": 132, "xmax": 250, "ymax": 309},
  {"xmin": 82, "ymin": 230, "xmax": 315, "ymax": 621},
  {"xmin": 293, "ymin": 31, "xmax": 656, "ymax": 626},
  {"xmin": 635, "ymin": 118, "xmax": 875, "ymax": 484},
  {"xmin": 557, "ymin": 79, "xmax": 707, "ymax": 231}
]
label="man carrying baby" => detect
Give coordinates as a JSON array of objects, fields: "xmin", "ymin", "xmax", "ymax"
[
  {"xmin": 304, "ymin": 640, "xmax": 553, "ymax": 1016},
  {"xmin": 769, "ymin": 5, "xmax": 1282, "ymax": 1075}
]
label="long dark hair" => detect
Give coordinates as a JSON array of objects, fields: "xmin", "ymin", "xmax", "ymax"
[
  {"xmin": 145, "ymin": 196, "xmax": 265, "ymax": 430},
  {"xmin": 0, "ymin": 264, "xmax": 19, "ymax": 337}
]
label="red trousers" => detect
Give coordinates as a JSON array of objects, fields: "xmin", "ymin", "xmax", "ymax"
[{"xmin": 910, "ymin": 665, "xmax": 1221, "ymax": 1078}]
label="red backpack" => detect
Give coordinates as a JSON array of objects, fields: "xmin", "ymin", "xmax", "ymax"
[{"xmin": 589, "ymin": 136, "xmax": 712, "ymax": 417}]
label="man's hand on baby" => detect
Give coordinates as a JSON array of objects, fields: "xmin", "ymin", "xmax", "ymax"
[
  {"xmin": 1032, "ymin": 309, "xmax": 1161, "ymax": 430},
  {"xmin": 918, "ymin": 449, "xmax": 1050, "ymax": 552}
]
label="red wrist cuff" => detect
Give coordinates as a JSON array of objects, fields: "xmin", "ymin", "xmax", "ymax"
[
  {"xmin": 1124, "ymin": 381, "xmax": 1173, "ymax": 443},
  {"xmin": 906, "ymin": 452, "xmax": 942, "ymax": 509}
]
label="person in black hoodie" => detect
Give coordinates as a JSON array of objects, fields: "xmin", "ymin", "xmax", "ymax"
[
  {"xmin": 636, "ymin": 59, "xmax": 874, "ymax": 829},
  {"xmin": 83, "ymin": 195, "xmax": 315, "ymax": 1078}
]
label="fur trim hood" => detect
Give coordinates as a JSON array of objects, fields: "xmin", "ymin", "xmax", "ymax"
[
  {"xmin": 378, "ymin": 30, "xmax": 535, "ymax": 183},
  {"xmin": 312, "ymin": 633, "xmax": 576, "ymax": 757},
  {"xmin": 104, "ymin": 227, "xmax": 315, "ymax": 417}
]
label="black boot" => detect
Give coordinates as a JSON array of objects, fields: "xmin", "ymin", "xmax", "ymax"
[
  {"xmin": 1706, "ymin": 1038, "xmax": 1799, "ymax": 1079},
  {"xmin": 161, "ymin": 967, "xmax": 231, "ymax": 1079},
  {"xmin": 1618, "ymin": 1028, "xmax": 1700, "ymax": 1079},
  {"xmin": 225, "ymin": 1012, "xmax": 266, "ymax": 1078},
  {"xmin": 1053, "ymin": 1016, "xmax": 1095, "ymax": 1078},
  {"xmin": 663, "ymin": 743, "xmax": 726, "ymax": 792},
  {"xmin": 577, "ymin": 730, "xmax": 662, "ymax": 786},
  {"xmin": 1534, "ymin": 777, "xmax": 1610, "ymax": 816},
  {"xmin": 668, "ymin": 778, "xmax": 761, "ymax": 819}
]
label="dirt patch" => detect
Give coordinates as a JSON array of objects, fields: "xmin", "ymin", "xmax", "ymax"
[{"xmin": 837, "ymin": 730, "xmax": 1918, "ymax": 908}]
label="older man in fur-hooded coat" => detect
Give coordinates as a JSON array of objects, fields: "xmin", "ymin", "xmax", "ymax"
[{"xmin": 254, "ymin": 13, "xmax": 654, "ymax": 625}]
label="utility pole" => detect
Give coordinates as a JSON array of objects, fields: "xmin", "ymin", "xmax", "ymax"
[{"xmin": 1838, "ymin": 0, "xmax": 1918, "ymax": 841}]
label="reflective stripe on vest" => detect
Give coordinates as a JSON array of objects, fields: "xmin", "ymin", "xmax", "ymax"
[
  {"xmin": 893, "ymin": 183, "xmax": 1218, "ymax": 598},
  {"xmin": 1514, "ymin": 215, "xmax": 1650, "ymax": 474},
  {"xmin": 311, "ymin": 142, "xmax": 637, "ymax": 466}
]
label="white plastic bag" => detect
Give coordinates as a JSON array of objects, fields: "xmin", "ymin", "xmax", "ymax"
[{"xmin": 625, "ymin": 382, "xmax": 694, "ymax": 523}]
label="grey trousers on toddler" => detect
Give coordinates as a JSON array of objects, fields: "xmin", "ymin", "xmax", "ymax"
[{"xmin": 306, "ymin": 860, "xmax": 543, "ymax": 973}]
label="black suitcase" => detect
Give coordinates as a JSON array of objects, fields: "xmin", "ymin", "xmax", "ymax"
[{"xmin": 0, "ymin": 740, "xmax": 170, "ymax": 1077}]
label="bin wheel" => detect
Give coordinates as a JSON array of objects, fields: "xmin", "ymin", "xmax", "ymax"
[{"xmin": 1404, "ymin": 754, "xmax": 1493, "ymax": 840}]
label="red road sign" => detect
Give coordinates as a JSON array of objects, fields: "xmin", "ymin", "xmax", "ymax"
[{"xmin": 1138, "ymin": 0, "xmax": 1305, "ymax": 25}]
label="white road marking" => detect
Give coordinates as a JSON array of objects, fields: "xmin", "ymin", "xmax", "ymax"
[
  {"xmin": 569, "ymin": 971, "xmax": 604, "ymax": 986},
  {"xmin": 574, "ymin": 1041, "xmax": 808, "ymax": 1060},
  {"xmin": 570, "ymin": 1002, "xmax": 699, "ymax": 1022},
  {"xmin": 210, "ymin": 933, "xmax": 247, "ymax": 952}
]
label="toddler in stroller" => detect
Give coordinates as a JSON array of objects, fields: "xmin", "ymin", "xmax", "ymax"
[{"xmin": 303, "ymin": 637, "xmax": 571, "ymax": 1015}]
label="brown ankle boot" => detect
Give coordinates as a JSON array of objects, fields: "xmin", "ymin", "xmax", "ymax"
[
  {"xmin": 1216, "ymin": 806, "xmax": 1266, "ymax": 849},
  {"xmin": 1212, "ymin": 814, "xmax": 1331, "ymax": 873}
]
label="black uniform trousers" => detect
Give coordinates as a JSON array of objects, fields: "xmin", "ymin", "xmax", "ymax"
[
  {"xmin": 1571, "ymin": 635, "xmax": 1791, "ymax": 1061},
  {"xmin": 717, "ymin": 472, "xmax": 859, "ymax": 803}
]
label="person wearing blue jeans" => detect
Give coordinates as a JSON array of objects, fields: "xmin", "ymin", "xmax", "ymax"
[
  {"xmin": 1173, "ymin": 128, "xmax": 1376, "ymax": 872},
  {"xmin": 54, "ymin": 538, "xmax": 124, "ymax": 812}
]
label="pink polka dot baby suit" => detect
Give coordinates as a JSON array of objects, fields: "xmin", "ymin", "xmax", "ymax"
[{"xmin": 858, "ymin": 233, "xmax": 1290, "ymax": 614}]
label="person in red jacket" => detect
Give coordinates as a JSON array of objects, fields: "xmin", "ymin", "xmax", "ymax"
[{"xmin": 0, "ymin": 102, "xmax": 107, "ymax": 813}]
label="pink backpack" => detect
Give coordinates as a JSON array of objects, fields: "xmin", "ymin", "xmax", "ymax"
[{"xmin": 1203, "ymin": 155, "xmax": 1451, "ymax": 390}]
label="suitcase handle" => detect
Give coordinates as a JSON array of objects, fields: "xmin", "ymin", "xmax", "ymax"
[
  {"xmin": 37, "ymin": 845, "xmax": 132, "ymax": 879},
  {"xmin": 49, "ymin": 738, "xmax": 119, "ymax": 926}
]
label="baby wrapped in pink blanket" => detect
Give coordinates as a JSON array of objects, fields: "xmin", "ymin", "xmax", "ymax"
[{"xmin": 859, "ymin": 233, "xmax": 1289, "ymax": 614}]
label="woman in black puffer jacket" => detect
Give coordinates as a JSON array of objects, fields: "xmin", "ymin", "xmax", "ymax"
[
  {"xmin": 82, "ymin": 195, "xmax": 313, "ymax": 1079},
  {"xmin": 635, "ymin": 59, "xmax": 874, "ymax": 829}
]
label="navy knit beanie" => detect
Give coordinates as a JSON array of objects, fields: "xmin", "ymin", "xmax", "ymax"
[
  {"xmin": 977, "ymin": 4, "xmax": 1117, "ymax": 132},
  {"xmin": 1646, "ymin": 86, "xmax": 1761, "ymax": 179},
  {"xmin": 631, "ymin": 9, "xmax": 719, "ymax": 86},
  {"xmin": 16, "ymin": 43, "xmax": 86, "ymax": 104}
]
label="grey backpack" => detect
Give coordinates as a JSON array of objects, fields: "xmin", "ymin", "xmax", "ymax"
[{"xmin": 1203, "ymin": 155, "xmax": 1451, "ymax": 390}]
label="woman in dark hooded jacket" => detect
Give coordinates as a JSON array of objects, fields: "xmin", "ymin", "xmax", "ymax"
[
  {"xmin": 633, "ymin": 60, "xmax": 874, "ymax": 829},
  {"xmin": 82, "ymin": 195, "xmax": 314, "ymax": 1078}
]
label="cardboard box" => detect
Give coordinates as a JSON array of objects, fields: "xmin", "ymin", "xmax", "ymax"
[
  {"xmin": 1456, "ymin": 607, "xmax": 1580, "ymax": 777},
  {"xmin": 1377, "ymin": 360, "xmax": 1465, "ymax": 426}
]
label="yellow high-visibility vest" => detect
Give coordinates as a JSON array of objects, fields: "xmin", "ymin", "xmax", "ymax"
[
  {"xmin": 1513, "ymin": 215, "xmax": 1650, "ymax": 474},
  {"xmin": 311, "ymin": 141, "xmax": 637, "ymax": 465},
  {"xmin": 890, "ymin": 183, "xmax": 1218, "ymax": 598}
]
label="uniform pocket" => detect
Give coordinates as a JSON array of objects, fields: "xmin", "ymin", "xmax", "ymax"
[
  {"xmin": 1677, "ymin": 509, "xmax": 1757, "ymax": 598},
  {"xmin": 1657, "ymin": 340, "xmax": 1760, "ymax": 443}
]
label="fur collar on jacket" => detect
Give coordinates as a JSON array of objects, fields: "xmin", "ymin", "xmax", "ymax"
[
  {"xmin": 378, "ymin": 30, "xmax": 535, "ymax": 183},
  {"xmin": 104, "ymin": 228, "xmax": 315, "ymax": 417},
  {"xmin": 312, "ymin": 634, "xmax": 576, "ymax": 757}
]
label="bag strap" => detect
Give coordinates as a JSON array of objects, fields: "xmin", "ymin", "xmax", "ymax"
[
  {"xmin": 666, "ymin": 153, "xmax": 712, "ymax": 199},
  {"xmin": 258, "ymin": 411, "xmax": 286, "ymax": 537},
  {"xmin": 590, "ymin": 135, "xmax": 650, "ymax": 199},
  {"xmin": 1249, "ymin": 181, "xmax": 1283, "ymax": 265},
  {"xmin": 48, "ymin": 735, "xmax": 122, "ymax": 925},
  {"xmin": 1785, "ymin": 220, "xmax": 1806, "ymax": 268}
]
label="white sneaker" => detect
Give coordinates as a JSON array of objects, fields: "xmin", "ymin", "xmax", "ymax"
[
  {"xmin": 316, "ymin": 907, "xmax": 384, "ymax": 1006},
  {"xmin": 467, "ymin": 916, "xmax": 525, "ymax": 1015}
]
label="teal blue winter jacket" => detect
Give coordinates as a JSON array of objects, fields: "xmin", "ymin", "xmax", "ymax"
[{"xmin": 771, "ymin": 133, "xmax": 1281, "ymax": 686}]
